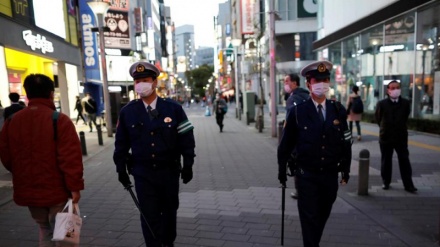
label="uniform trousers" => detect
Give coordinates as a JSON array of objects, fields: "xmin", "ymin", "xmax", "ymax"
[
  {"xmin": 28, "ymin": 202, "xmax": 78, "ymax": 247},
  {"xmin": 297, "ymin": 170, "xmax": 338, "ymax": 247},
  {"xmin": 379, "ymin": 142, "xmax": 415, "ymax": 189},
  {"xmin": 134, "ymin": 168, "xmax": 180, "ymax": 247}
]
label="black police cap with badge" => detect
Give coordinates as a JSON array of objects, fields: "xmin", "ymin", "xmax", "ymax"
[
  {"xmin": 300, "ymin": 60, "xmax": 333, "ymax": 80},
  {"xmin": 129, "ymin": 61, "xmax": 160, "ymax": 80}
]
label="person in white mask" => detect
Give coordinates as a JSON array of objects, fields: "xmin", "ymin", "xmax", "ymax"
[
  {"xmin": 278, "ymin": 60, "xmax": 352, "ymax": 247},
  {"xmin": 375, "ymin": 80, "xmax": 417, "ymax": 193},
  {"xmin": 113, "ymin": 61, "xmax": 196, "ymax": 247}
]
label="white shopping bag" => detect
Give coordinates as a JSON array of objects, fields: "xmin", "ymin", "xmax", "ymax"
[{"xmin": 52, "ymin": 199, "xmax": 82, "ymax": 244}]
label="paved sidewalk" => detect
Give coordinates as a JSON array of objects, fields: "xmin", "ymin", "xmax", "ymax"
[{"xmin": 0, "ymin": 103, "xmax": 439, "ymax": 247}]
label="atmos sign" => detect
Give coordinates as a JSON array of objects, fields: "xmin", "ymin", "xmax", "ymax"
[{"xmin": 22, "ymin": 30, "xmax": 54, "ymax": 54}]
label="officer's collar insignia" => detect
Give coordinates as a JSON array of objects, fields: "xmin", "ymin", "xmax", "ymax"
[
  {"xmin": 333, "ymin": 119, "xmax": 340, "ymax": 125},
  {"xmin": 136, "ymin": 64, "xmax": 145, "ymax": 72},
  {"xmin": 317, "ymin": 63, "xmax": 326, "ymax": 72},
  {"xmin": 164, "ymin": 117, "xmax": 172, "ymax": 123}
]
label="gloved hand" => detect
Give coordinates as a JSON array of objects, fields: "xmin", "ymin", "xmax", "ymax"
[
  {"xmin": 181, "ymin": 166, "xmax": 193, "ymax": 184},
  {"xmin": 278, "ymin": 171, "xmax": 287, "ymax": 186},
  {"xmin": 340, "ymin": 172, "xmax": 350, "ymax": 185},
  {"xmin": 278, "ymin": 163, "xmax": 287, "ymax": 186},
  {"xmin": 118, "ymin": 172, "xmax": 132, "ymax": 188}
]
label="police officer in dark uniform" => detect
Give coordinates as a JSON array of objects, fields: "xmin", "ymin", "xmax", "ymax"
[
  {"xmin": 278, "ymin": 60, "xmax": 352, "ymax": 247},
  {"xmin": 113, "ymin": 61, "xmax": 196, "ymax": 247}
]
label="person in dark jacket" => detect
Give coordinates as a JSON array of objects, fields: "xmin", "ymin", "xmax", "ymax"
[
  {"xmin": 278, "ymin": 61, "xmax": 352, "ymax": 247},
  {"xmin": 3, "ymin": 92, "xmax": 25, "ymax": 119},
  {"xmin": 83, "ymin": 93, "xmax": 98, "ymax": 132},
  {"xmin": 114, "ymin": 61, "xmax": 196, "ymax": 247},
  {"xmin": 375, "ymin": 80, "xmax": 417, "ymax": 193},
  {"xmin": 74, "ymin": 95, "xmax": 86, "ymax": 125},
  {"xmin": 284, "ymin": 73, "xmax": 310, "ymax": 111},
  {"xmin": 283, "ymin": 73, "xmax": 310, "ymax": 199},
  {"xmin": 213, "ymin": 93, "xmax": 227, "ymax": 132}
]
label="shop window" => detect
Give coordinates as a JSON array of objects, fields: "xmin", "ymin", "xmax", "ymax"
[{"xmin": 416, "ymin": 2, "xmax": 440, "ymax": 118}]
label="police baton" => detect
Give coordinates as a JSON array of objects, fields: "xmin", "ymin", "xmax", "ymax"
[
  {"xmin": 281, "ymin": 183, "xmax": 286, "ymax": 246},
  {"xmin": 125, "ymin": 185, "xmax": 156, "ymax": 239}
]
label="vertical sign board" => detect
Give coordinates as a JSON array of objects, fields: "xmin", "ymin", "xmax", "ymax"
[
  {"xmin": 78, "ymin": 0, "xmax": 104, "ymax": 114},
  {"xmin": 240, "ymin": 0, "xmax": 254, "ymax": 35},
  {"xmin": 78, "ymin": 1, "xmax": 101, "ymax": 82}
]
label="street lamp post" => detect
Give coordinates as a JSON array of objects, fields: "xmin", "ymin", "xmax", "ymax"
[
  {"xmin": 370, "ymin": 39, "xmax": 379, "ymax": 99},
  {"xmin": 87, "ymin": 0, "xmax": 113, "ymax": 137},
  {"xmin": 232, "ymin": 39, "xmax": 242, "ymax": 120},
  {"xmin": 269, "ymin": 0, "xmax": 277, "ymax": 137}
]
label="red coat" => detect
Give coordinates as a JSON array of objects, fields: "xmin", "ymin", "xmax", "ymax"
[{"xmin": 0, "ymin": 99, "xmax": 84, "ymax": 207}]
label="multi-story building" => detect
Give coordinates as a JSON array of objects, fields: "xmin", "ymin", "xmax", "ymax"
[
  {"xmin": 195, "ymin": 47, "xmax": 214, "ymax": 67},
  {"xmin": 313, "ymin": 0, "xmax": 440, "ymax": 119},
  {"xmin": 175, "ymin": 24, "xmax": 195, "ymax": 78}
]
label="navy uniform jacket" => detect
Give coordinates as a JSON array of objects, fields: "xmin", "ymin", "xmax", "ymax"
[
  {"xmin": 278, "ymin": 99, "xmax": 351, "ymax": 174},
  {"xmin": 113, "ymin": 98, "xmax": 195, "ymax": 176}
]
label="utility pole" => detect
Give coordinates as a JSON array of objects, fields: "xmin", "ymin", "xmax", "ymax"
[{"xmin": 269, "ymin": 0, "xmax": 277, "ymax": 137}]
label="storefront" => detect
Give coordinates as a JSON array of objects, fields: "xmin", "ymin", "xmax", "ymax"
[
  {"xmin": 0, "ymin": 17, "xmax": 82, "ymax": 118},
  {"xmin": 313, "ymin": 0, "xmax": 440, "ymax": 119}
]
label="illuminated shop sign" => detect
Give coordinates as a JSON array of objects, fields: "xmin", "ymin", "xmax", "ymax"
[{"xmin": 22, "ymin": 30, "xmax": 54, "ymax": 54}]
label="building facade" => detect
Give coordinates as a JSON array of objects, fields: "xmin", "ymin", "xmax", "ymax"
[
  {"xmin": 0, "ymin": 0, "xmax": 82, "ymax": 117},
  {"xmin": 313, "ymin": 0, "xmax": 440, "ymax": 119}
]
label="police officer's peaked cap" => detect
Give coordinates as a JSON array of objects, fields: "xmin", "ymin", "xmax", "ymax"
[
  {"xmin": 300, "ymin": 60, "xmax": 333, "ymax": 80},
  {"xmin": 129, "ymin": 61, "xmax": 160, "ymax": 80}
]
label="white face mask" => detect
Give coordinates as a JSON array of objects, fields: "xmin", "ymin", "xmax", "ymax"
[
  {"xmin": 311, "ymin": 82, "xmax": 330, "ymax": 98},
  {"xmin": 284, "ymin": 84, "xmax": 292, "ymax": 93},
  {"xmin": 135, "ymin": 82, "xmax": 154, "ymax": 97},
  {"xmin": 389, "ymin": 89, "xmax": 401, "ymax": 99}
]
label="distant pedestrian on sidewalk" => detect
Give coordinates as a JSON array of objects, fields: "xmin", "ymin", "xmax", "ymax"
[
  {"xmin": 375, "ymin": 80, "xmax": 417, "ymax": 193},
  {"xmin": 3, "ymin": 92, "xmax": 25, "ymax": 119},
  {"xmin": 213, "ymin": 93, "xmax": 227, "ymax": 132},
  {"xmin": 278, "ymin": 61, "xmax": 352, "ymax": 247},
  {"xmin": 83, "ymin": 93, "xmax": 98, "ymax": 132},
  {"xmin": 283, "ymin": 73, "xmax": 309, "ymax": 200},
  {"xmin": 0, "ymin": 74, "xmax": 84, "ymax": 247},
  {"xmin": 74, "ymin": 95, "xmax": 86, "ymax": 125},
  {"xmin": 346, "ymin": 85, "xmax": 363, "ymax": 141},
  {"xmin": 114, "ymin": 61, "xmax": 196, "ymax": 247}
]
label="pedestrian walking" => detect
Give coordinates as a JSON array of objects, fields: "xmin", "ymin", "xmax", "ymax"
[
  {"xmin": 277, "ymin": 60, "xmax": 352, "ymax": 247},
  {"xmin": 213, "ymin": 93, "xmax": 227, "ymax": 132},
  {"xmin": 74, "ymin": 95, "xmax": 86, "ymax": 125},
  {"xmin": 375, "ymin": 80, "xmax": 417, "ymax": 193},
  {"xmin": 3, "ymin": 92, "xmax": 25, "ymax": 119},
  {"xmin": 346, "ymin": 85, "xmax": 363, "ymax": 141},
  {"xmin": 0, "ymin": 74, "xmax": 84, "ymax": 247},
  {"xmin": 113, "ymin": 61, "xmax": 196, "ymax": 247},
  {"xmin": 283, "ymin": 73, "xmax": 310, "ymax": 199},
  {"xmin": 83, "ymin": 93, "xmax": 98, "ymax": 132}
]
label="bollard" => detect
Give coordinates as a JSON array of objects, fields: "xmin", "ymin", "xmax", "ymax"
[
  {"xmin": 79, "ymin": 131, "xmax": 87, "ymax": 156},
  {"xmin": 357, "ymin": 149, "xmax": 370, "ymax": 195},
  {"xmin": 278, "ymin": 120, "xmax": 284, "ymax": 144},
  {"xmin": 96, "ymin": 124, "xmax": 103, "ymax": 146}
]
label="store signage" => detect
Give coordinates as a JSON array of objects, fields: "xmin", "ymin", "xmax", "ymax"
[
  {"xmin": 22, "ymin": 30, "xmax": 54, "ymax": 54},
  {"xmin": 241, "ymin": 0, "xmax": 254, "ymax": 35}
]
